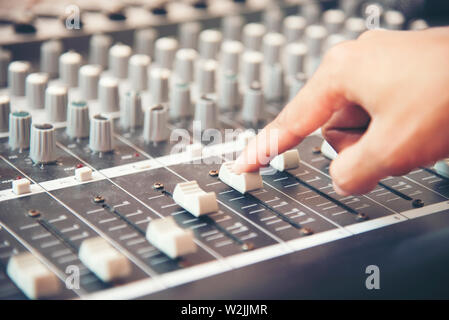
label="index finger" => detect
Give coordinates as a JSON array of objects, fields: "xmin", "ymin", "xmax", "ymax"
[{"xmin": 233, "ymin": 41, "xmax": 357, "ymax": 173}]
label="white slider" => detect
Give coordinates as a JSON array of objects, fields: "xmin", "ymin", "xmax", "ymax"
[
  {"xmin": 7, "ymin": 252, "xmax": 60, "ymax": 299},
  {"xmin": 146, "ymin": 217, "xmax": 197, "ymax": 259},
  {"xmin": 218, "ymin": 161, "xmax": 263, "ymax": 194},
  {"xmin": 12, "ymin": 178, "xmax": 31, "ymax": 195},
  {"xmin": 79, "ymin": 237, "xmax": 131, "ymax": 282},
  {"xmin": 173, "ymin": 181, "xmax": 218, "ymax": 217},
  {"xmin": 434, "ymin": 159, "xmax": 449, "ymax": 179},
  {"xmin": 75, "ymin": 166, "xmax": 92, "ymax": 182},
  {"xmin": 270, "ymin": 149, "xmax": 301, "ymax": 171},
  {"xmin": 321, "ymin": 140, "xmax": 338, "ymax": 160}
]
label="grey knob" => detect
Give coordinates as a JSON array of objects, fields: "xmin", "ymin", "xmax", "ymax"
[
  {"xmin": 0, "ymin": 95, "xmax": 10, "ymax": 132},
  {"xmin": 169, "ymin": 81, "xmax": 191, "ymax": 119},
  {"xmin": 179, "ymin": 22, "xmax": 201, "ymax": 49},
  {"xmin": 199, "ymin": 29, "xmax": 222, "ymax": 60},
  {"xmin": 0, "ymin": 48, "xmax": 11, "ymax": 87},
  {"xmin": 143, "ymin": 104, "xmax": 169, "ymax": 143},
  {"xmin": 29, "ymin": 123, "xmax": 56, "ymax": 164},
  {"xmin": 40, "ymin": 40, "xmax": 63, "ymax": 78},
  {"xmin": 305, "ymin": 25, "xmax": 328, "ymax": 57},
  {"xmin": 242, "ymin": 82, "xmax": 264, "ymax": 126},
  {"xmin": 194, "ymin": 95, "xmax": 217, "ymax": 131},
  {"xmin": 89, "ymin": 34, "xmax": 112, "ymax": 68},
  {"xmin": 150, "ymin": 67, "xmax": 170, "ymax": 105},
  {"xmin": 220, "ymin": 40, "xmax": 243, "ymax": 74},
  {"xmin": 344, "ymin": 17, "xmax": 366, "ymax": 39},
  {"xmin": 218, "ymin": 71, "xmax": 239, "ymax": 110},
  {"xmin": 59, "ymin": 51, "xmax": 82, "ymax": 88},
  {"xmin": 288, "ymin": 73, "xmax": 307, "ymax": 101},
  {"xmin": 222, "ymin": 15, "xmax": 245, "ymax": 41},
  {"xmin": 243, "ymin": 23, "xmax": 266, "ymax": 51},
  {"xmin": 45, "ymin": 86, "xmax": 68, "ymax": 122},
  {"xmin": 283, "ymin": 15, "xmax": 307, "ymax": 42},
  {"xmin": 26, "ymin": 73, "xmax": 49, "ymax": 110},
  {"xmin": 9, "ymin": 111, "xmax": 31, "ymax": 150},
  {"xmin": 134, "ymin": 28, "xmax": 158, "ymax": 57},
  {"xmin": 196, "ymin": 59, "xmax": 216, "ymax": 96},
  {"xmin": 8, "ymin": 61, "xmax": 31, "ymax": 97},
  {"xmin": 263, "ymin": 7, "xmax": 284, "ymax": 33},
  {"xmin": 323, "ymin": 9, "xmax": 346, "ymax": 34},
  {"xmin": 155, "ymin": 37, "xmax": 178, "ymax": 69},
  {"xmin": 409, "ymin": 19, "xmax": 429, "ymax": 31},
  {"xmin": 263, "ymin": 32, "xmax": 285, "ymax": 65},
  {"xmin": 174, "ymin": 48, "xmax": 197, "ymax": 83},
  {"xmin": 98, "ymin": 76, "xmax": 120, "ymax": 113},
  {"xmin": 242, "ymin": 51, "xmax": 263, "ymax": 88},
  {"xmin": 264, "ymin": 63, "xmax": 284, "ymax": 102},
  {"xmin": 89, "ymin": 114, "xmax": 114, "ymax": 152},
  {"xmin": 301, "ymin": 1, "xmax": 321, "ymax": 24},
  {"xmin": 79, "ymin": 64, "xmax": 102, "ymax": 100},
  {"xmin": 109, "ymin": 43, "xmax": 132, "ymax": 79},
  {"xmin": 384, "ymin": 10, "xmax": 405, "ymax": 30},
  {"xmin": 285, "ymin": 42, "xmax": 308, "ymax": 77},
  {"xmin": 129, "ymin": 54, "xmax": 151, "ymax": 91},
  {"xmin": 121, "ymin": 91, "xmax": 143, "ymax": 130},
  {"xmin": 66, "ymin": 101, "xmax": 89, "ymax": 139}
]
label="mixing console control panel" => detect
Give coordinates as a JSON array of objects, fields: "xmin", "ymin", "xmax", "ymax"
[{"xmin": 0, "ymin": 0, "xmax": 448, "ymax": 299}]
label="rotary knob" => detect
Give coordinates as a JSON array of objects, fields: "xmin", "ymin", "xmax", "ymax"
[
  {"xmin": 121, "ymin": 91, "xmax": 143, "ymax": 131},
  {"xmin": 79, "ymin": 64, "xmax": 102, "ymax": 101},
  {"xmin": 109, "ymin": 43, "xmax": 132, "ymax": 79},
  {"xmin": 344, "ymin": 17, "xmax": 366, "ymax": 40},
  {"xmin": 264, "ymin": 63, "xmax": 284, "ymax": 102},
  {"xmin": 9, "ymin": 111, "xmax": 32, "ymax": 150},
  {"xmin": 283, "ymin": 15, "xmax": 306, "ymax": 42},
  {"xmin": 45, "ymin": 86, "xmax": 68, "ymax": 122},
  {"xmin": 8, "ymin": 61, "xmax": 31, "ymax": 97},
  {"xmin": 384, "ymin": 10, "xmax": 405, "ymax": 30},
  {"xmin": 59, "ymin": 51, "xmax": 82, "ymax": 88},
  {"xmin": 150, "ymin": 67, "xmax": 170, "ymax": 105},
  {"xmin": 263, "ymin": 7, "xmax": 283, "ymax": 33},
  {"xmin": 66, "ymin": 101, "xmax": 89, "ymax": 139},
  {"xmin": 218, "ymin": 71, "xmax": 239, "ymax": 110},
  {"xmin": 143, "ymin": 104, "xmax": 169, "ymax": 143},
  {"xmin": 242, "ymin": 51, "xmax": 263, "ymax": 88},
  {"xmin": 323, "ymin": 9, "xmax": 346, "ymax": 34},
  {"xmin": 305, "ymin": 25, "xmax": 327, "ymax": 57},
  {"xmin": 242, "ymin": 23, "xmax": 266, "ymax": 51},
  {"xmin": 26, "ymin": 73, "xmax": 49, "ymax": 110},
  {"xmin": 0, "ymin": 48, "xmax": 11, "ymax": 87},
  {"xmin": 129, "ymin": 54, "xmax": 151, "ymax": 91},
  {"xmin": 89, "ymin": 34, "xmax": 112, "ymax": 68},
  {"xmin": 98, "ymin": 76, "xmax": 120, "ymax": 113},
  {"xmin": 134, "ymin": 28, "xmax": 158, "ymax": 57},
  {"xmin": 89, "ymin": 114, "xmax": 114, "ymax": 153},
  {"xmin": 0, "ymin": 95, "xmax": 10, "ymax": 132},
  {"xmin": 169, "ymin": 81, "xmax": 192, "ymax": 120},
  {"xmin": 179, "ymin": 22, "xmax": 201, "ymax": 49},
  {"xmin": 196, "ymin": 59, "xmax": 216, "ymax": 96},
  {"xmin": 194, "ymin": 95, "xmax": 217, "ymax": 131},
  {"xmin": 242, "ymin": 82, "xmax": 264, "ymax": 126},
  {"xmin": 174, "ymin": 48, "xmax": 197, "ymax": 83},
  {"xmin": 155, "ymin": 37, "xmax": 178, "ymax": 69},
  {"xmin": 220, "ymin": 40, "xmax": 243, "ymax": 74},
  {"xmin": 199, "ymin": 29, "xmax": 222, "ymax": 60},
  {"xmin": 285, "ymin": 42, "xmax": 308, "ymax": 78},
  {"xmin": 40, "ymin": 40, "xmax": 63, "ymax": 78},
  {"xmin": 222, "ymin": 15, "xmax": 244, "ymax": 41},
  {"xmin": 29, "ymin": 123, "xmax": 56, "ymax": 164},
  {"xmin": 263, "ymin": 32, "xmax": 285, "ymax": 65}
]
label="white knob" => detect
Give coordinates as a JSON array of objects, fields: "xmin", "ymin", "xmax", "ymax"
[
  {"xmin": 109, "ymin": 43, "xmax": 132, "ymax": 79},
  {"xmin": 220, "ymin": 40, "xmax": 243, "ymax": 74},
  {"xmin": 179, "ymin": 22, "xmax": 201, "ymax": 49},
  {"xmin": 283, "ymin": 15, "xmax": 307, "ymax": 42},
  {"xmin": 194, "ymin": 95, "xmax": 217, "ymax": 131},
  {"xmin": 79, "ymin": 64, "xmax": 102, "ymax": 101},
  {"xmin": 174, "ymin": 48, "xmax": 198, "ymax": 83},
  {"xmin": 129, "ymin": 54, "xmax": 151, "ymax": 91},
  {"xmin": 40, "ymin": 40, "xmax": 63, "ymax": 78},
  {"xmin": 242, "ymin": 82, "xmax": 264, "ymax": 126},
  {"xmin": 199, "ymin": 29, "xmax": 222, "ymax": 60},
  {"xmin": 242, "ymin": 51, "xmax": 263, "ymax": 88},
  {"xmin": 143, "ymin": 104, "xmax": 169, "ymax": 143},
  {"xmin": 170, "ymin": 81, "xmax": 192, "ymax": 119},
  {"xmin": 222, "ymin": 15, "xmax": 245, "ymax": 41},
  {"xmin": 9, "ymin": 111, "xmax": 31, "ymax": 150},
  {"xmin": 29, "ymin": 123, "xmax": 56, "ymax": 164},
  {"xmin": 89, "ymin": 114, "xmax": 114, "ymax": 152},
  {"xmin": 26, "ymin": 72, "xmax": 49, "ymax": 110},
  {"xmin": 89, "ymin": 34, "xmax": 112, "ymax": 68},
  {"xmin": 66, "ymin": 101, "xmax": 89, "ymax": 139},
  {"xmin": 149, "ymin": 67, "xmax": 170, "ymax": 105},
  {"xmin": 134, "ymin": 28, "xmax": 158, "ymax": 57},
  {"xmin": 8, "ymin": 61, "xmax": 30, "ymax": 97},
  {"xmin": 155, "ymin": 37, "xmax": 178, "ymax": 69},
  {"xmin": 59, "ymin": 51, "xmax": 82, "ymax": 88},
  {"xmin": 121, "ymin": 91, "xmax": 143, "ymax": 130},
  {"xmin": 0, "ymin": 95, "xmax": 10, "ymax": 132},
  {"xmin": 45, "ymin": 85, "xmax": 68, "ymax": 122},
  {"xmin": 98, "ymin": 76, "xmax": 120, "ymax": 113},
  {"xmin": 243, "ymin": 23, "xmax": 266, "ymax": 51}
]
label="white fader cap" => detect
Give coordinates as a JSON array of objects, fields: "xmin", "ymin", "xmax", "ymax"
[
  {"xmin": 270, "ymin": 149, "xmax": 301, "ymax": 171},
  {"xmin": 173, "ymin": 181, "xmax": 219, "ymax": 217},
  {"xmin": 146, "ymin": 217, "xmax": 197, "ymax": 259},
  {"xmin": 79, "ymin": 237, "xmax": 131, "ymax": 282},
  {"xmin": 219, "ymin": 161, "xmax": 263, "ymax": 194}
]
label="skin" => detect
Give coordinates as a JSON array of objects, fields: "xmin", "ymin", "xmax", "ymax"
[{"xmin": 233, "ymin": 27, "xmax": 449, "ymax": 196}]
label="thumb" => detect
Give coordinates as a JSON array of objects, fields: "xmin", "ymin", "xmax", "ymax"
[{"xmin": 329, "ymin": 123, "xmax": 386, "ymax": 196}]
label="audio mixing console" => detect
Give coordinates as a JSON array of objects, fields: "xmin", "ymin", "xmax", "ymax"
[{"xmin": 0, "ymin": 0, "xmax": 449, "ymax": 300}]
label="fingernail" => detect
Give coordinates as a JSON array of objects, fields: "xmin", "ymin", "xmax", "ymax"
[{"xmin": 332, "ymin": 181, "xmax": 350, "ymax": 196}]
